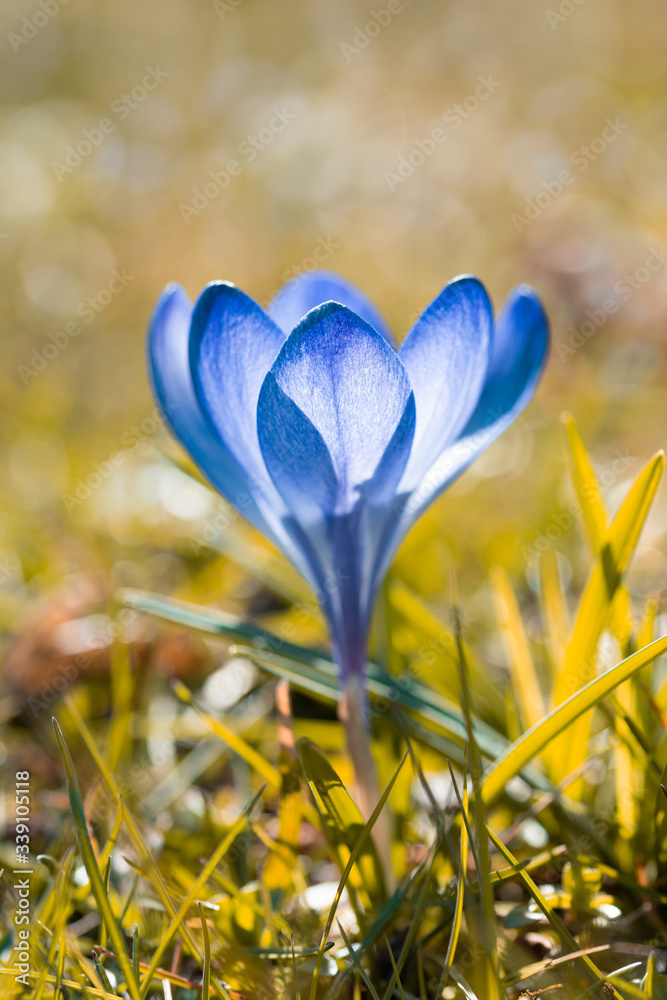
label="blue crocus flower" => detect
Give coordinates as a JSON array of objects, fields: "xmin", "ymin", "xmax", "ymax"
[{"xmin": 148, "ymin": 271, "xmax": 549, "ymax": 700}]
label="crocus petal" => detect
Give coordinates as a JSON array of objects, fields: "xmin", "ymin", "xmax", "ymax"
[
  {"xmin": 149, "ymin": 281, "xmax": 314, "ymax": 579},
  {"xmin": 189, "ymin": 280, "xmax": 287, "ymax": 497},
  {"xmin": 255, "ymin": 378, "xmax": 338, "ymax": 523},
  {"xmin": 148, "ymin": 283, "xmax": 263, "ymax": 514},
  {"xmin": 466, "ymin": 284, "xmax": 549, "ymax": 437},
  {"xmin": 257, "ymin": 302, "xmax": 415, "ymax": 520},
  {"xmin": 398, "ymin": 275, "xmax": 492, "ymax": 489},
  {"xmin": 397, "ymin": 284, "xmax": 550, "ymax": 531},
  {"xmin": 267, "ymin": 270, "xmax": 394, "ymax": 344}
]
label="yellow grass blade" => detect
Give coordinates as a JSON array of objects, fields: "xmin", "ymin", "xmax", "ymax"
[
  {"xmin": 539, "ymin": 547, "xmax": 569, "ymax": 683},
  {"xmin": 388, "ymin": 580, "xmax": 505, "ymax": 716},
  {"xmin": 58, "ymin": 696, "xmax": 230, "ymax": 1000},
  {"xmin": 307, "ymin": 753, "xmax": 408, "ymax": 1000},
  {"xmin": 549, "ymin": 450, "xmax": 664, "ymax": 785},
  {"xmin": 491, "ymin": 566, "xmax": 545, "ymax": 731},
  {"xmin": 562, "ymin": 413, "xmax": 607, "ymax": 559},
  {"xmin": 171, "ymin": 679, "xmax": 281, "ymax": 790},
  {"xmin": 299, "ymin": 739, "xmax": 386, "ymax": 904},
  {"xmin": 139, "ymin": 791, "xmax": 261, "ymax": 993},
  {"xmin": 482, "ymin": 632, "xmax": 667, "ymax": 807}
]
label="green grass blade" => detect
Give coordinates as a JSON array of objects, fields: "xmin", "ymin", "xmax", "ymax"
[
  {"xmin": 336, "ymin": 921, "xmax": 381, "ymax": 1000},
  {"xmin": 453, "ymin": 617, "xmax": 499, "ymax": 998},
  {"xmin": 120, "ymin": 588, "xmax": 509, "ymax": 760},
  {"xmin": 92, "ymin": 954, "xmax": 115, "ymax": 995},
  {"xmin": 437, "ymin": 766, "xmax": 468, "ymax": 994},
  {"xmin": 132, "ymin": 925, "xmax": 139, "ymax": 986},
  {"xmin": 383, "ymin": 935, "xmax": 408, "ymax": 1000},
  {"xmin": 139, "ymin": 788, "xmax": 262, "ymax": 994},
  {"xmin": 487, "ymin": 826, "xmax": 625, "ymax": 999},
  {"xmin": 308, "ymin": 752, "xmax": 408, "ymax": 1000},
  {"xmin": 52, "ymin": 718, "xmax": 142, "ymax": 1000},
  {"xmin": 198, "ymin": 902, "xmax": 211, "ymax": 1000},
  {"xmin": 118, "ymin": 587, "xmax": 326, "ymax": 666}
]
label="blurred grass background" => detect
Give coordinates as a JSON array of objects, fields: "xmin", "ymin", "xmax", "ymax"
[{"xmin": 3, "ymin": 1, "xmax": 667, "ymax": 994}]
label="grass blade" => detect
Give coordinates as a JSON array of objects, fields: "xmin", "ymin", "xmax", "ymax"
[
  {"xmin": 197, "ymin": 902, "xmax": 211, "ymax": 1000},
  {"xmin": 52, "ymin": 718, "xmax": 142, "ymax": 1000},
  {"xmin": 59, "ymin": 697, "xmax": 231, "ymax": 1000},
  {"xmin": 299, "ymin": 739, "xmax": 386, "ymax": 905},
  {"xmin": 562, "ymin": 413, "xmax": 607, "ymax": 559},
  {"xmin": 437, "ymin": 766, "xmax": 468, "ymax": 993},
  {"xmin": 487, "ymin": 826, "xmax": 624, "ymax": 999},
  {"xmin": 550, "ymin": 450, "xmax": 664, "ymax": 784},
  {"xmin": 336, "ymin": 921, "xmax": 381, "ymax": 1000},
  {"xmin": 492, "ymin": 566, "xmax": 545, "ymax": 730},
  {"xmin": 307, "ymin": 752, "xmax": 408, "ymax": 1000},
  {"xmin": 139, "ymin": 788, "xmax": 263, "ymax": 993},
  {"xmin": 171, "ymin": 679, "xmax": 281, "ymax": 789},
  {"xmin": 482, "ymin": 632, "xmax": 667, "ymax": 807}
]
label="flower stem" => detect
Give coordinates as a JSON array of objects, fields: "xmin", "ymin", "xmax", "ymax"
[{"xmin": 339, "ymin": 675, "xmax": 394, "ymax": 888}]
